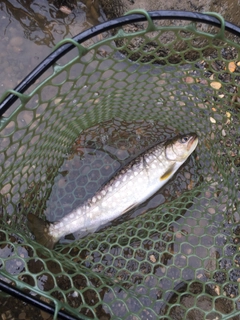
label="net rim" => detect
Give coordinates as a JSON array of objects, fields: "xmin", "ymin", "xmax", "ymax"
[{"xmin": 0, "ymin": 10, "xmax": 240, "ymax": 116}]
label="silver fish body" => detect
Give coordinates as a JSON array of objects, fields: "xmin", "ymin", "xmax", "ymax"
[{"xmin": 28, "ymin": 132, "xmax": 198, "ymax": 249}]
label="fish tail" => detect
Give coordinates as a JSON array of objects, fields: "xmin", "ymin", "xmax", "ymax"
[{"xmin": 27, "ymin": 213, "xmax": 56, "ymax": 250}]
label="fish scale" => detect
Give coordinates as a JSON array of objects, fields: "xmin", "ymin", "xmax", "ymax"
[{"xmin": 28, "ymin": 132, "xmax": 198, "ymax": 249}]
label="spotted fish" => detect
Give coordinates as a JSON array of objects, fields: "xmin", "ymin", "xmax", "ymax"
[{"xmin": 28, "ymin": 132, "xmax": 198, "ymax": 249}]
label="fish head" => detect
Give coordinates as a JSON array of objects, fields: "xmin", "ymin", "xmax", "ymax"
[{"xmin": 165, "ymin": 133, "xmax": 198, "ymax": 162}]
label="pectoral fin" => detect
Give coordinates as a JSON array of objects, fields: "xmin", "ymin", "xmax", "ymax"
[{"xmin": 160, "ymin": 165, "xmax": 175, "ymax": 181}]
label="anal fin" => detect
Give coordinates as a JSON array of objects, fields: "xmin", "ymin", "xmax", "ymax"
[{"xmin": 121, "ymin": 203, "xmax": 137, "ymax": 215}]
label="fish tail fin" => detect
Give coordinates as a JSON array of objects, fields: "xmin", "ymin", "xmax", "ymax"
[{"xmin": 27, "ymin": 213, "xmax": 56, "ymax": 250}]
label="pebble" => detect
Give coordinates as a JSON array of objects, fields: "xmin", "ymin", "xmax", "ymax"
[
  {"xmin": 222, "ymin": 129, "xmax": 226, "ymax": 136},
  {"xmin": 9, "ymin": 36, "xmax": 23, "ymax": 47},
  {"xmin": 214, "ymin": 285, "xmax": 220, "ymax": 295},
  {"xmin": 175, "ymin": 232, "xmax": 183, "ymax": 239},
  {"xmin": 12, "ymin": 46, "xmax": 23, "ymax": 53},
  {"xmin": 208, "ymin": 208, "xmax": 216, "ymax": 214},
  {"xmin": 210, "ymin": 117, "xmax": 216, "ymax": 123},
  {"xmin": 40, "ymin": 310, "xmax": 51, "ymax": 319},
  {"xmin": 149, "ymin": 254, "xmax": 156, "ymax": 263},
  {"xmin": 184, "ymin": 172, "xmax": 191, "ymax": 180},
  {"xmin": 19, "ymin": 312, "xmax": 26, "ymax": 319},
  {"xmin": 58, "ymin": 177, "xmax": 67, "ymax": 188},
  {"xmin": 54, "ymin": 98, "xmax": 62, "ymax": 105},
  {"xmin": 1, "ymin": 183, "xmax": 11, "ymax": 195}
]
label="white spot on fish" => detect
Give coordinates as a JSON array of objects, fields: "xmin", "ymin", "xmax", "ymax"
[
  {"xmin": 92, "ymin": 197, "xmax": 97, "ymax": 203},
  {"xmin": 122, "ymin": 175, "xmax": 127, "ymax": 182},
  {"xmin": 115, "ymin": 180, "xmax": 120, "ymax": 188}
]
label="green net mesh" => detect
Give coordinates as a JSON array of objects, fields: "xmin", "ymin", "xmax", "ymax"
[{"xmin": 0, "ymin": 11, "xmax": 240, "ymax": 319}]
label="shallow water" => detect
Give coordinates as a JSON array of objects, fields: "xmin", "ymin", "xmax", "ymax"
[{"xmin": 0, "ymin": 0, "xmax": 105, "ymax": 98}]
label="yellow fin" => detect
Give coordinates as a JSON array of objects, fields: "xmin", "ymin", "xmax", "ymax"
[{"xmin": 160, "ymin": 166, "xmax": 175, "ymax": 181}]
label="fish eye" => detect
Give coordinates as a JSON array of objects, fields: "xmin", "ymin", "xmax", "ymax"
[{"xmin": 180, "ymin": 136, "xmax": 190, "ymax": 143}]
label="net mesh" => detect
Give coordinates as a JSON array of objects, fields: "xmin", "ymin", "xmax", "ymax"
[{"xmin": 0, "ymin": 11, "xmax": 240, "ymax": 319}]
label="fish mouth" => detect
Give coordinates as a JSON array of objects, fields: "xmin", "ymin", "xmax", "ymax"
[{"xmin": 187, "ymin": 133, "xmax": 198, "ymax": 151}]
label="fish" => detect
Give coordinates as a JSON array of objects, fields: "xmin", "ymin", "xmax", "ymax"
[{"xmin": 28, "ymin": 132, "xmax": 198, "ymax": 249}]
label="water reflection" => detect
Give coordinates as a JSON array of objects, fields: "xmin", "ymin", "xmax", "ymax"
[
  {"xmin": 2, "ymin": 0, "xmax": 103, "ymax": 46},
  {"xmin": 0, "ymin": 0, "xmax": 105, "ymax": 96}
]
